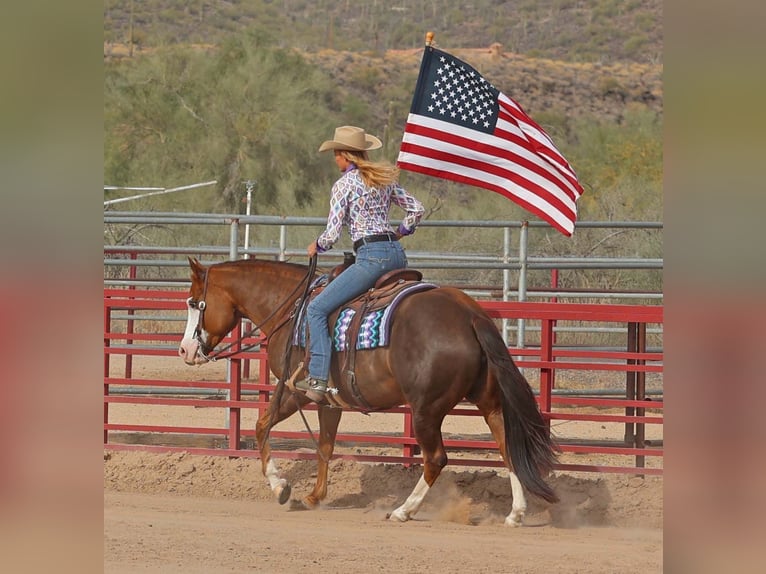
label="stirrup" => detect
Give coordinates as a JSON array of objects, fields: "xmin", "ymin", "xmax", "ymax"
[{"xmin": 295, "ymin": 377, "xmax": 328, "ymax": 404}]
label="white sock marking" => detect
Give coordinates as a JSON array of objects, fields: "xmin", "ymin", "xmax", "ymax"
[
  {"xmin": 505, "ymin": 471, "xmax": 527, "ymax": 526},
  {"xmin": 390, "ymin": 474, "xmax": 430, "ymax": 522},
  {"xmin": 265, "ymin": 459, "xmax": 285, "ymax": 491}
]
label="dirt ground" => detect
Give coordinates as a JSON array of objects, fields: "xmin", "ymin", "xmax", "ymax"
[{"xmin": 104, "ymin": 356, "xmax": 663, "ymax": 573}]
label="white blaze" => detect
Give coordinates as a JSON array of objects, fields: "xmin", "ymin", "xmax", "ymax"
[{"xmin": 178, "ymin": 304, "xmax": 204, "ymax": 364}]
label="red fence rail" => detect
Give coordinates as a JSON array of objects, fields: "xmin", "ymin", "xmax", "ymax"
[{"xmin": 104, "ymin": 288, "xmax": 663, "ymax": 475}]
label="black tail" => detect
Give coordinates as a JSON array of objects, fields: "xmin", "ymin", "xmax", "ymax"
[{"xmin": 472, "ymin": 315, "xmax": 559, "ymax": 503}]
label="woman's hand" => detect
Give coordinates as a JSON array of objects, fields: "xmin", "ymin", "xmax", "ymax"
[{"xmin": 307, "ymin": 240, "xmax": 318, "ymax": 258}]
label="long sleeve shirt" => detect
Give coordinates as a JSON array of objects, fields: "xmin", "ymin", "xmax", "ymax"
[{"xmin": 316, "ymin": 168, "xmax": 424, "ymax": 252}]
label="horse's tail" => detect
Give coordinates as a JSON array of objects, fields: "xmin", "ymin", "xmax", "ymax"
[{"xmin": 472, "ymin": 315, "xmax": 559, "ymax": 503}]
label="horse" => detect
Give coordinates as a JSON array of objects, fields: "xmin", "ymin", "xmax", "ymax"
[{"xmin": 178, "ymin": 257, "xmax": 559, "ymax": 526}]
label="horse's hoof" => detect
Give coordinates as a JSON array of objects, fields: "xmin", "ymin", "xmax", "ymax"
[
  {"xmin": 387, "ymin": 508, "xmax": 409, "ymax": 522},
  {"xmin": 277, "ymin": 483, "xmax": 291, "ymax": 505},
  {"xmin": 287, "ymin": 497, "xmax": 317, "ymax": 511},
  {"xmin": 504, "ymin": 511, "xmax": 525, "ymax": 527}
]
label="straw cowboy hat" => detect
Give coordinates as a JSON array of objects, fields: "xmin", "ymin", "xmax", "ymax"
[{"xmin": 318, "ymin": 125, "xmax": 383, "ymax": 153}]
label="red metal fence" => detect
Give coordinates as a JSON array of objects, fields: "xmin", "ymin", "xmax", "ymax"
[{"xmin": 104, "ymin": 288, "xmax": 663, "ymax": 475}]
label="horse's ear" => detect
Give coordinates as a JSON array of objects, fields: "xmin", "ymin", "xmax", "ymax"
[{"xmin": 188, "ymin": 257, "xmax": 205, "ymax": 281}]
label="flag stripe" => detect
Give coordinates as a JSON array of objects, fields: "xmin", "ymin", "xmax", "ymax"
[
  {"xmin": 397, "ymin": 46, "xmax": 583, "ymax": 236},
  {"xmin": 400, "ymin": 115, "xmax": 578, "ymax": 229},
  {"xmin": 497, "ymin": 98, "xmax": 582, "ymax": 191},
  {"xmin": 397, "ymin": 156, "xmax": 575, "ymax": 236},
  {"xmin": 493, "ymin": 115, "xmax": 581, "ymax": 201},
  {"xmin": 499, "ymin": 96, "xmax": 570, "ymax": 165},
  {"xmin": 405, "ymin": 113, "xmax": 580, "ymax": 202},
  {"xmin": 401, "ymin": 120, "xmax": 575, "ymax": 215},
  {"xmin": 397, "ymin": 140, "xmax": 574, "ymax": 221},
  {"xmin": 400, "ymin": 123, "xmax": 577, "ymax": 221}
]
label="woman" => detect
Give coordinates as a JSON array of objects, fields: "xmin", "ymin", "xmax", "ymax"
[{"xmin": 295, "ymin": 125, "xmax": 425, "ymax": 403}]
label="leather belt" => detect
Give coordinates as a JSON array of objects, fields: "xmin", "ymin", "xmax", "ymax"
[{"xmin": 353, "ymin": 233, "xmax": 397, "ymax": 251}]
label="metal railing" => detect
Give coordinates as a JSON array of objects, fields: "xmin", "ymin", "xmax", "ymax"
[
  {"xmin": 104, "ymin": 212, "xmax": 663, "ymax": 347},
  {"xmin": 104, "ymin": 289, "xmax": 663, "ymax": 475}
]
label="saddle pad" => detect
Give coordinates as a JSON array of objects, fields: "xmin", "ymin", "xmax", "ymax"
[
  {"xmin": 333, "ymin": 308, "xmax": 383, "ymax": 351},
  {"xmin": 293, "ymin": 282, "xmax": 437, "ymax": 351}
]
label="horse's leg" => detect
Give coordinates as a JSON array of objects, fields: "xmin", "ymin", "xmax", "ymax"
[
  {"xmin": 254, "ymin": 393, "xmax": 300, "ymax": 505},
  {"xmin": 388, "ymin": 414, "xmax": 448, "ymax": 522},
  {"xmin": 290, "ymin": 405, "xmax": 343, "ymax": 509},
  {"xmin": 507, "ymin": 469, "xmax": 527, "ymax": 527},
  {"xmin": 480, "ymin": 407, "xmax": 527, "ymax": 527}
]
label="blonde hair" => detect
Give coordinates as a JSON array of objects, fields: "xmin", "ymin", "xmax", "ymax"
[{"xmin": 338, "ymin": 150, "xmax": 400, "ymax": 189}]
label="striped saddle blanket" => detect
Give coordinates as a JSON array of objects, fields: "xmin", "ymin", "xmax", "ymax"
[{"xmin": 293, "ymin": 281, "xmax": 436, "ymax": 351}]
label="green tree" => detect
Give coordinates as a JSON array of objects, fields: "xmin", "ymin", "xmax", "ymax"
[{"xmin": 105, "ymin": 33, "xmax": 344, "ymax": 213}]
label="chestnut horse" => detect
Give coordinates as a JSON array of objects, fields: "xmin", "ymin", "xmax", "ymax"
[{"xmin": 178, "ymin": 257, "xmax": 558, "ymax": 526}]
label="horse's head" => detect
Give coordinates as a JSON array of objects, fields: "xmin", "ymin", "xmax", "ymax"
[{"xmin": 178, "ymin": 257, "xmax": 240, "ymax": 365}]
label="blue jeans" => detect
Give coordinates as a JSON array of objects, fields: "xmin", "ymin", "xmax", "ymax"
[{"xmin": 306, "ymin": 240, "xmax": 408, "ymax": 380}]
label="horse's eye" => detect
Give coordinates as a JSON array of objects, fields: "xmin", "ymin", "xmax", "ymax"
[{"xmin": 187, "ymin": 298, "xmax": 197, "ymax": 309}]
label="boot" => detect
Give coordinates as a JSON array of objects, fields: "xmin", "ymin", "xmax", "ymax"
[{"xmin": 295, "ymin": 377, "xmax": 328, "ymax": 404}]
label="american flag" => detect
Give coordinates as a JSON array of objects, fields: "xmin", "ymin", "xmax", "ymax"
[{"xmin": 397, "ymin": 47, "xmax": 584, "ymax": 236}]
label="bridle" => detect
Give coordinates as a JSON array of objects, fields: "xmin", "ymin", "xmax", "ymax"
[
  {"xmin": 189, "ymin": 256, "xmax": 328, "ymax": 458},
  {"xmin": 187, "ymin": 257, "xmax": 318, "ymax": 363},
  {"xmin": 187, "ymin": 265, "xmax": 214, "ymax": 361}
]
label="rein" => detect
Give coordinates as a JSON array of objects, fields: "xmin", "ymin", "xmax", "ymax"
[
  {"xmin": 191, "ymin": 256, "xmax": 330, "ymax": 463},
  {"xmin": 192, "ymin": 258, "xmax": 317, "ymax": 362},
  {"xmin": 263, "ymin": 255, "xmax": 326, "ymax": 458}
]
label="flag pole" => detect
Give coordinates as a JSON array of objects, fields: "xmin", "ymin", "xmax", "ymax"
[{"xmin": 425, "ymin": 31, "xmax": 434, "ymax": 46}]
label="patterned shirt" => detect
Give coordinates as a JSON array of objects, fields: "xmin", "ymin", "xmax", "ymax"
[{"xmin": 316, "ymin": 168, "xmax": 424, "ymax": 252}]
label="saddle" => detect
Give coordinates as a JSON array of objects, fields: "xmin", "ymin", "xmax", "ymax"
[
  {"xmin": 338, "ymin": 268, "xmax": 425, "ymax": 410},
  {"xmin": 298, "ymin": 255, "xmax": 429, "ymax": 411}
]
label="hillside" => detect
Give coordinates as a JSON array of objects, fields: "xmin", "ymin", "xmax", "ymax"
[
  {"xmin": 104, "ymin": 1, "xmax": 663, "ymax": 237},
  {"xmin": 301, "ymin": 45, "xmax": 662, "ymax": 127},
  {"xmin": 104, "ymin": 0, "xmax": 663, "ymax": 128},
  {"xmin": 104, "ymin": 40, "xmax": 661, "ymax": 125},
  {"xmin": 103, "ymin": 0, "xmax": 662, "ymax": 65}
]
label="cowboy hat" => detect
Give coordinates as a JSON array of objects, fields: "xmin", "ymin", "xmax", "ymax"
[{"xmin": 318, "ymin": 125, "xmax": 382, "ymax": 152}]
